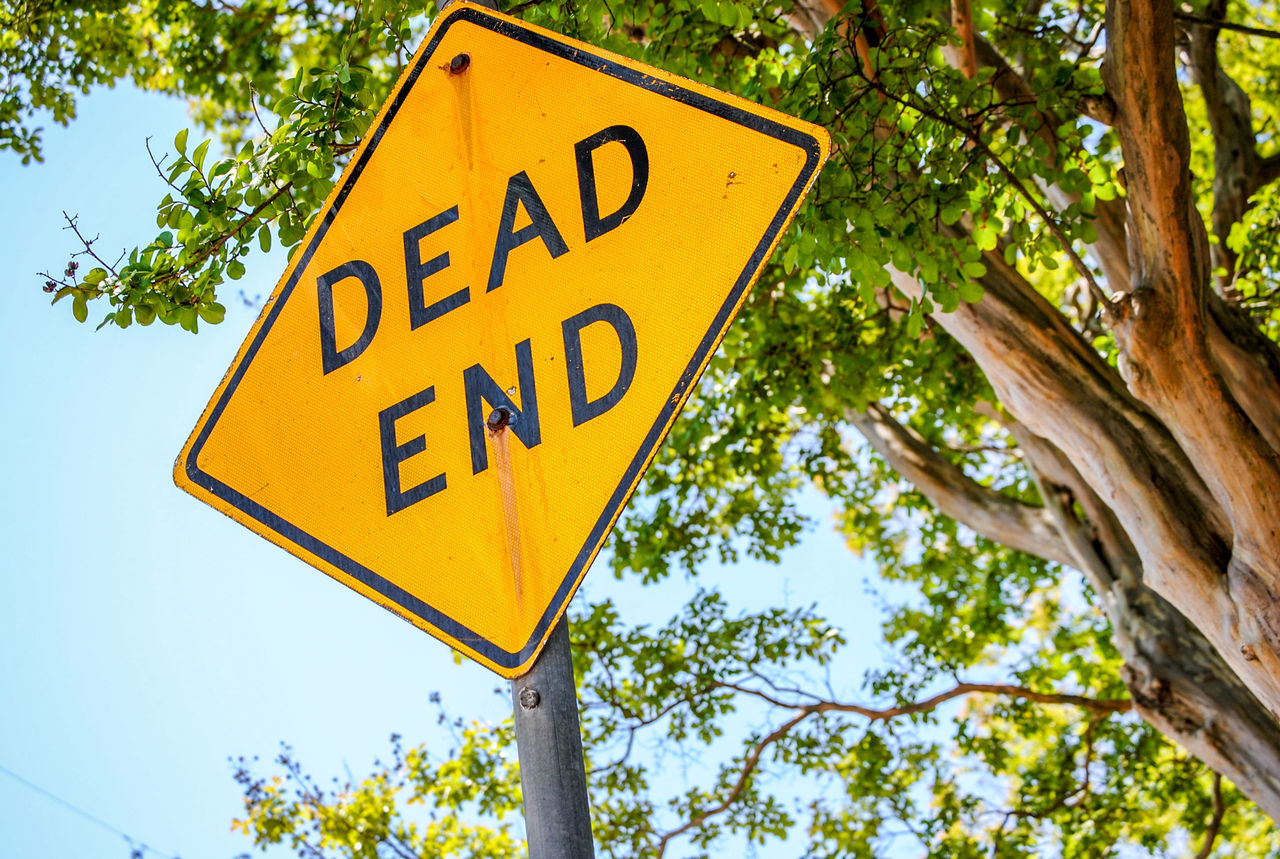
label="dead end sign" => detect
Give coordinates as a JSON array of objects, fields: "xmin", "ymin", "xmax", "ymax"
[{"xmin": 175, "ymin": 1, "xmax": 830, "ymax": 678}]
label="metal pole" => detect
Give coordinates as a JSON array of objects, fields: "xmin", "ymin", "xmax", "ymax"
[{"xmin": 511, "ymin": 614, "xmax": 595, "ymax": 858}]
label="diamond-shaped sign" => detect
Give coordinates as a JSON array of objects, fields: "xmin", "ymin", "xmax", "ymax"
[{"xmin": 176, "ymin": 2, "xmax": 829, "ymax": 677}]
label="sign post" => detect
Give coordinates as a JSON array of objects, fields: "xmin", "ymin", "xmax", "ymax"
[
  {"xmin": 511, "ymin": 614, "xmax": 594, "ymax": 858},
  {"xmin": 175, "ymin": 1, "xmax": 828, "ymax": 851}
]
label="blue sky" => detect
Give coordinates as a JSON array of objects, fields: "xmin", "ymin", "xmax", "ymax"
[{"xmin": 0, "ymin": 82, "xmax": 882, "ymax": 859}]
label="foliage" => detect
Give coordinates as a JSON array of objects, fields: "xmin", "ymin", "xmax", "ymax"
[
  {"xmin": 233, "ymin": 587, "xmax": 1277, "ymax": 857},
  {"xmin": 10, "ymin": 0, "xmax": 1280, "ymax": 855},
  {"xmin": 231, "ymin": 723, "xmax": 523, "ymax": 859}
]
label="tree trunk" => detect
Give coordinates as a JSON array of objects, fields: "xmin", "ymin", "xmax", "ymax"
[{"xmin": 795, "ymin": 0, "xmax": 1280, "ymax": 816}]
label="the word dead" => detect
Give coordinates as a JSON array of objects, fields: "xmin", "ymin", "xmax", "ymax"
[{"xmin": 313, "ymin": 125, "xmax": 650, "ymax": 517}]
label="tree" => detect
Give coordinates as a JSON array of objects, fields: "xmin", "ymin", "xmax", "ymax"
[{"xmin": 9, "ymin": 0, "xmax": 1280, "ymax": 853}]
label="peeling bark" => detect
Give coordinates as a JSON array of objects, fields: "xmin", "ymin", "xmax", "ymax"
[
  {"xmin": 856, "ymin": 402, "xmax": 1280, "ymax": 817},
  {"xmin": 1105, "ymin": 0, "xmax": 1280, "ymax": 696},
  {"xmin": 796, "ymin": 0, "xmax": 1280, "ymax": 815},
  {"xmin": 1004, "ymin": 418, "xmax": 1280, "ymax": 820},
  {"xmin": 845, "ymin": 403, "xmax": 1076, "ymax": 568},
  {"xmin": 889, "ymin": 250, "xmax": 1280, "ymax": 722},
  {"xmin": 1208, "ymin": 295, "xmax": 1280, "ymax": 454}
]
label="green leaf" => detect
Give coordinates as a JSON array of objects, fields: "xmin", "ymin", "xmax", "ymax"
[
  {"xmin": 857, "ymin": 276, "xmax": 877, "ymax": 306},
  {"xmin": 72, "ymin": 294, "xmax": 88, "ymax": 323},
  {"xmin": 174, "ymin": 127, "xmax": 189, "ymax": 155},
  {"xmin": 198, "ymin": 302, "xmax": 226, "ymax": 324},
  {"xmin": 905, "ymin": 301, "xmax": 923, "ymax": 338},
  {"xmin": 135, "ymin": 303, "xmax": 156, "ymax": 326},
  {"xmin": 937, "ymin": 286, "xmax": 961, "ymax": 312},
  {"xmin": 958, "ymin": 280, "xmax": 984, "ymax": 303},
  {"xmin": 259, "ymin": 225, "xmax": 272, "ymax": 253},
  {"xmin": 782, "ymin": 242, "xmax": 799, "ymax": 273},
  {"xmin": 974, "ymin": 223, "xmax": 998, "ymax": 251},
  {"xmin": 227, "ymin": 259, "xmax": 246, "ymax": 280},
  {"xmin": 192, "ymin": 138, "xmax": 210, "ymax": 171}
]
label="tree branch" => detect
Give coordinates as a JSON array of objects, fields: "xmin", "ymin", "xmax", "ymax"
[
  {"xmin": 970, "ymin": 32, "xmax": 1131, "ymax": 291},
  {"xmin": 722, "ymin": 679, "xmax": 1133, "ymax": 718},
  {"xmin": 785, "ymin": 0, "xmax": 843, "ymax": 40},
  {"xmin": 1176, "ymin": 11, "xmax": 1280, "ymax": 41},
  {"xmin": 889, "ymin": 255, "xmax": 1231, "ymax": 582},
  {"xmin": 881, "ymin": 259, "xmax": 1280, "ymax": 716},
  {"xmin": 991, "ymin": 411, "xmax": 1280, "ymax": 821},
  {"xmin": 845, "ymin": 402, "xmax": 1078, "ymax": 568},
  {"xmin": 1105, "ymin": 0, "xmax": 1211, "ymax": 306},
  {"xmin": 1107, "ymin": 1, "xmax": 1280, "ymax": 665},
  {"xmin": 1185, "ymin": 0, "xmax": 1263, "ymax": 286},
  {"xmin": 1195, "ymin": 773, "xmax": 1225, "ymax": 859},
  {"xmin": 651, "ymin": 681, "xmax": 1130, "ymax": 856},
  {"xmin": 1258, "ymin": 153, "xmax": 1280, "ymax": 191},
  {"xmin": 950, "ymin": 0, "xmax": 978, "ymax": 79},
  {"xmin": 1207, "ymin": 295, "xmax": 1280, "ymax": 455}
]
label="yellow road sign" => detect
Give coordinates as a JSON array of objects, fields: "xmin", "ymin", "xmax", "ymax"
[{"xmin": 175, "ymin": 1, "xmax": 829, "ymax": 678}]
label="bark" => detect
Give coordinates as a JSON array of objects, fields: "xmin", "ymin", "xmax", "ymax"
[
  {"xmin": 795, "ymin": 0, "xmax": 1280, "ymax": 816},
  {"xmin": 1209, "ymin": 295, "xmax": 1280, "ymax": 454},
  {"xmin": 886, "ymin": 246, "xmax": 1280, "ymax": 726},
  {"xmin": 1004, "ymin": 417, "xmax": 1280, "ymax": 819},
  {"xmin": 948, "ymin": 0, "xmax": 977, "ymax": 79},
  {"xmin": 845, "ymin": 403, "xmax": 1077, "ymax": 568},
  {"xmin": 853, "ymin": 401, "xmax": 1280, "ymax": 816},
  {"xmin": 1105, "ymin": 0, "xmax": 1280, "ymax": 708}
]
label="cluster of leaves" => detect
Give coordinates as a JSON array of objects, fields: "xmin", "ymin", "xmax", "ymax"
[
  {"xmin": 232, "ymin": 724, "xmax": 524, "ymax": 859},
  {"xmin": 22, "ymin": 0, "xmax": 1122, "ymax": 333},
  {"xmin": 808, "ymin": 0, "xmax": 1123, "ymax": 327},
  {"xmin": 25, "ymin": 0, "xmax": 436, "ymax": 331},
  {"xmin": 1228, "ymin": 180, "xmax": 1280, "ymax": 341},
  {"xmin": 2, "ymin": 0, "xmax": 137, "ymax": 162}
]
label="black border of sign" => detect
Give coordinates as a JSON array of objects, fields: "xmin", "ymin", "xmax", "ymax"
[{"xmin": 183, "ymin": 5, "xmax": 824, "ymax": 671}]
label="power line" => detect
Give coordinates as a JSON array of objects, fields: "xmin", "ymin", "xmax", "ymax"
[{"xmin": 0, "ymin": 760, "xmax": 181, "ymax": 859}]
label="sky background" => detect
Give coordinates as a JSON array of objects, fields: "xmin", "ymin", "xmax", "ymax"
[{"xmin": 0, "ymin": 83, "xmax": 884, "ymax": 859}]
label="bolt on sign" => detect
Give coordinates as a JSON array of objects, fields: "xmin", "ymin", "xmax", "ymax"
[{"xmin": 175, "ymin": 1, "xmax": 830, "ymax": 678}]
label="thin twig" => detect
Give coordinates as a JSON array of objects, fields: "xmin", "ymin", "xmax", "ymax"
[
  {"xmin": 1195, "ymin": 773, "xmax": 1225, "ymax": 859},
  {"xmin": 1175, "ymin": 11, "xmax": 1280, "ymax": 40}
]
